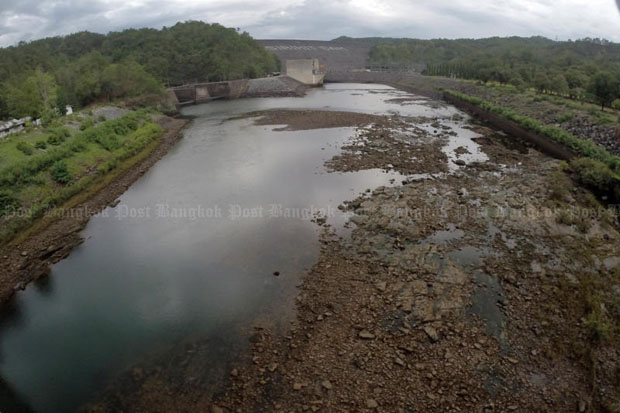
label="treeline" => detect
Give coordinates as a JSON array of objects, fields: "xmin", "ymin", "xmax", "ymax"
[
  {"xmin": 368, "ymin": 37, "xmax": 620, "ymax": 109},
  {"xmin": 0, "ymin": 21, "xmax": 279, "ymax": 120}
]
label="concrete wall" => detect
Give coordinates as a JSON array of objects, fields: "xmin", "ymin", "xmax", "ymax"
[
  {"xmin": 168, "ymin": 76, "xmax": 305, "ymax": 106},
  {"xmin": 285, "ymin": 59, "xmax": 324, "ymax": 86}
]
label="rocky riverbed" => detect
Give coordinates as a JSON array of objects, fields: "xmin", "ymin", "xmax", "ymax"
[{"xmin": 208, "ymin": 110, "xmax": 620, "ymax": 412}]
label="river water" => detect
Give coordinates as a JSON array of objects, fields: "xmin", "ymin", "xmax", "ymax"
[{"xmin": 0, "ymin": 84, "xmax": 484, "ymax": 412}]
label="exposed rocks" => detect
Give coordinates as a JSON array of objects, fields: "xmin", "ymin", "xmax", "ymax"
[{"xmin": 207, "ymin": 100, "xmax": 620, "ymax": 412}]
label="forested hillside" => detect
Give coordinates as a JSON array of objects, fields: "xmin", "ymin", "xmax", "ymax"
[
  {"xmin": 0, "ymin": 21, "xmax": 279, "ymax": 120},
  {"xmin": 367, "ymin": 37, "xmax": 620, "ymax": 108}
]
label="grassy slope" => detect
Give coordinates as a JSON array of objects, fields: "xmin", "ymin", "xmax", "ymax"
[{"xmin": 0, "ymin": 109, "xmax": 164, "ymax": 244}]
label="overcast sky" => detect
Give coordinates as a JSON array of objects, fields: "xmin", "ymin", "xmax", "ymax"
[{"xmin": 1, "ymin": 0, "xmax": 619, "ymax": 47}]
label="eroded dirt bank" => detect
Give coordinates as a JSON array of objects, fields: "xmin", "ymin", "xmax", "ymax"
[
  {"xmin": 0, "ymin": 116, "xmax": 188, "ymax": 307},
  {"xmin": 88, "ymin": 105, "xmax": 620, "ymax": 412}
]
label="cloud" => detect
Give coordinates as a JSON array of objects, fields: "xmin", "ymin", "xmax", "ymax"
[{"xmin": 0, "ymin": 0, "xmax": 619, "ymax": 47}]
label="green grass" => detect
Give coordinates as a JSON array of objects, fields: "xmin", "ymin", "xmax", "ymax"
[{"xmin": 0, "ymin": 109, "xmax": 164, "ymax": 244}]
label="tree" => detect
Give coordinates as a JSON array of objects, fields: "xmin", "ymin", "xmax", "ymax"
[
  {"xmin": 74, "ymin": 52, "xmax": 108, "ymax": 105},
  {"xmin": 4, "ymin": 69, "xmax": 58, "ymax": 119},
  {"xmin": 533, "ymin": 72, "xmax": 551, "ymax": 94},
  {"xmin": 588, "ymin": 71, "xmax": 620, "ymax": 110},
  {"xmin": 549, "ymin": 74, "xmax": 569, "ymax": 96},
  {"xmin": 101, "ymin": 61, "xmax": 162, "ymax": 99}
]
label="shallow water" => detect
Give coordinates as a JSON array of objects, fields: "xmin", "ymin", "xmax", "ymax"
[{"xmin": 0, "ymin": 84, "xmax": 481, "ymax": 412}]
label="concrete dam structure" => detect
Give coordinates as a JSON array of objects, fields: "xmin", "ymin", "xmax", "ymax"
[
  {"xmin": 168, "ymin": 39, "xmax": 375, "ymax": 106},
  {"xmin": 285, "ymin": 59, "xmax": 325, "ymax": 86},
  {"xmin": 258, "ymin": 39, "xmax": 372, "ymax": 81}
]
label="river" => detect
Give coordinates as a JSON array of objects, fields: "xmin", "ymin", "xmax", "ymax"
[{"xmin": 0, "ymin": 84, "xmax": 482, "ymax": 412}]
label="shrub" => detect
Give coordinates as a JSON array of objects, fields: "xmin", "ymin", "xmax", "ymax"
[
  {"xmin": 79, "ymin": 118, "xmax": 95, "ymax": 131},
  {"xmin": 558, "ymin": 113, "xmax": 573, "ymax": 123},
  {"xmin": 0, "ymin": 191, "xmax": 19, "ymax": 216},
  {"xmin": 34, "ymin": 141, "xmax": 47, "ymax": 150},
  {"xmin": 548, "ymin": 170, "xmax": 572, "ymax": 202},
  {"xmin": 569, "ymin": 158, "xmax": 617, "ymax": 192},
  {"xmin": 97, "ymin": 115, "xmax": 106, "ymax": 122},
  {"xmin": 46, "ymin": 126, "xmax": 71, "ymax": 145},
  {"xmin": 16, "ymin": 141, "xmax": 34, "ymax": 155},
  {"xmin": 613, "ymin": 99, "xmax": 620, "ymax": 111},
  {"xmin": 50, "ymin": 160, "xmax": 71, "ymax": 184},
  {"xmin": 47, "ymin": 135, "xmax": 62, "ymax": 145}
]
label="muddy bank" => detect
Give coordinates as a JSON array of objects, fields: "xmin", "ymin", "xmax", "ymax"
[
  {"xmin": 248, "ymin": 109, "xmax": 461, "ymax": 175},
  {"xmin": 243, "ymin": 109, "xmax": 386, "ymax": 131},
  {"xmin": 0, "ymin": 116, "xmax": 188, "ymax": 307}
]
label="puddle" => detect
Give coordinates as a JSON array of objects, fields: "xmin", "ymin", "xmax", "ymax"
[
  {"xmin": 447, "ymin": 246, "xmax": 487, "ymax": 267},
  {"xmin": 425, "ymin": 223, "xmax": 465, "ymax": 244}
]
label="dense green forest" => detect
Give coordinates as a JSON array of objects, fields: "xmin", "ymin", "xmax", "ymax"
[
  {"xmin": 365, "ymin": 37, "xmax": 620, "ymax": 108},
  {"xmin": 0, "ymin": 21, "xmax": 279, "ymax": 120}
]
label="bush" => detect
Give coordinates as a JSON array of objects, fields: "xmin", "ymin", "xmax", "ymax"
[
  {"xmin": 548, "ymin": 170, "xmax": 572, "ymax": 202},
  {"xmin": 613, "ymin": 99, "xmax": 620, "ymax": 111},
  {"xmin": 558, "ymin": 113, "xmax": 573, "ymax": 123},
  {"xmin": 569, "ymin": 158, "xmax": 617, "ymax": 192},
  {"xmin": 79, "ymin": 118, "xmax": 95, "ymax": 131},
  {"xmin": 34, "ymin": 141, "xmax": 47, "ymax": 150},
  {"xmin": 50, "ymin": 160, "xmax": 71, "ymax": 184},
  {"xmin": 47, "ymin": 135, "xmax": 62, "ymax": 145},
  {"xmin": 97, "ymin": 115, "xmax": 106, "ymax": 122},
  {"xmin": 16, "ymin": 141, "xmax": 34, "ymax": 155},
  {"xmin": 0, "ymin": 191, "xmax": 19, "ymax": 216},
  {"xmin": 46, "ymin": 126, "xmax": 71, "ymax": 145}
]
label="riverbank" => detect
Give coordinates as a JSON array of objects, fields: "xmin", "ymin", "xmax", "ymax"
[{"xmin": 0, "ymin": 115, "xmax": 187, "ymax": 306}]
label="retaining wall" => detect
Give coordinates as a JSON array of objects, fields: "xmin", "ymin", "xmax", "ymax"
[{"xmin": 443, "ymin": 92, "xmax": 577, "ymax": 161}]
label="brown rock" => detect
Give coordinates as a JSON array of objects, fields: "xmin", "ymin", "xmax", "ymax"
[
  {"xmin": 423, "ymin": 326, "xmax": 439, "ymax": 342},
  {"xmin": 358, "ymin": 330, "xmax": 375, "ymax": 339},
  {"xmin": 366, "ymin": 399, "xmax": 379, "ymax": 409}
]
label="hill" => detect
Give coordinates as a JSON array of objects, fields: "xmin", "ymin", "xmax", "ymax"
[{"xmin": 0, "ymin": 21, "xmax": 279, "ymax": 120}]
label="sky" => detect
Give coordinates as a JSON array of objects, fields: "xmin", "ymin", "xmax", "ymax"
[{"xmin": 1, "ymin": 0, "xmax": 619, "ymax": 47}]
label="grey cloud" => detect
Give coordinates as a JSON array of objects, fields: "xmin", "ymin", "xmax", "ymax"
[{"xmin": 0, "ymin": 0, "xmax": 618, "ymax": 47}]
